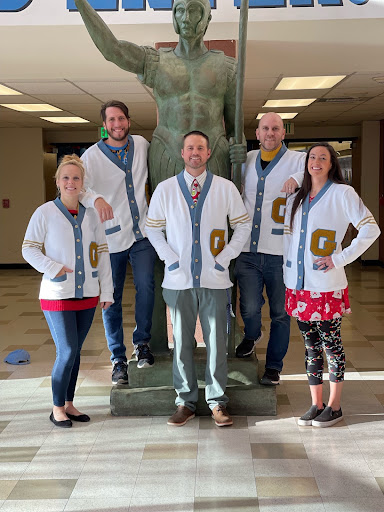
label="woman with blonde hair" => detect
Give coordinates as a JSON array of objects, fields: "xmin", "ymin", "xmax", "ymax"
[{"xmin": 22, "ymin": 155, "xmax": 113, "ymax": 427}]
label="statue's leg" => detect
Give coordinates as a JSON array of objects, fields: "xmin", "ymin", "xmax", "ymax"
[
  {"xmin": 206, "ymin": 136, "xmax": 240, "ymax": 355},
  {"xmin": 148, "ymin": 137, "xmax": 181, "ymax": 194},
  {"xmin": 207, "ymin": 136, "xmax": 231, "ymax": 180},
  {"xmin": 148, "ymin": 138, "xmax": 183, "ymax": 355}
]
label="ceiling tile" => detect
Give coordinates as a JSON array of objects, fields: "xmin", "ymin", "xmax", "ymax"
[
  {"xmin": 94, "ymin": 93, "xmax": 154, "ymax": 104},
  {"xmin": 4, "ymin": 81, "xmax": 83, "ymax": 95},
  {"xmin": 74, "ymin": 81, "xmax": 147, "ymax": 94}
]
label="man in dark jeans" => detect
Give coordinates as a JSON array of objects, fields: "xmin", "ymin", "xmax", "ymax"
[
  {"xmin": 235, "ymin": 113, "xmax": 305, "ymax": 386},
  {"xmin": 81, "ymin": 100, "xmax": 156, "ymax": 384}
]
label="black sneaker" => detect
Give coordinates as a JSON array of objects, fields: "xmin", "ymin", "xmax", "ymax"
[
  {"xmin": 112, "ymin": 361, "xmax": 128, "ymax": 385},
  {"xmin": 134, "ymin": 343, "xmax": 154, "ymax": 369},
  {"xmin": 260, "ymin": 368, "xmax": 280, "ymax": 386},
  {"xmin": 312, "ymin": 406, "xmax": 343, "ymax": 428},
  {"xmin": 235, "ymin": 333, "xmax": 263, "ymax": 358},
  {"xmin": 298, "ymin": 404, "xmax": 326, "ymax": 426}
]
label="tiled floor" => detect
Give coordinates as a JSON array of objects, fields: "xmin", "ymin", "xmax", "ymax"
[{"xmin": 0, "ymin": 263, "xmax": 384, "ymax": 512}]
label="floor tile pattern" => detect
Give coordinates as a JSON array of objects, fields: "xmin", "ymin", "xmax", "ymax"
[{"xmin": 0, "ymin": 264, "xmax": 384, "ymax": 511}]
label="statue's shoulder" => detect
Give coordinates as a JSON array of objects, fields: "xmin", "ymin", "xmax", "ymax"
[
  {"xmin": 158, "ymin": 47, "xmax": 173, "ymax": 53},
  {"xmin": 224, "ymin": 54, "xmax": 237, "ymax": 72}
]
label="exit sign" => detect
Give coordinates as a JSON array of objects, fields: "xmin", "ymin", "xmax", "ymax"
[
  {"xmin": 284, "ymin": 122, "xmax": 294, "ymax": 135},
  {"xmin": 98, "ymin": 127, "xmax": 108, "ymax": 139}
]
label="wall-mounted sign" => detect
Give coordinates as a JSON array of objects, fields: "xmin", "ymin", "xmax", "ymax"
[
  {"xmin": 98, "ymin": 127, "xmax": 108, "ymax": 139},
  {"xmin": 284, "ymin": 123, "xmax": 294, "ymax": 135},
  {"xmin": 0, "ymin": 0, "xmax": 378, "ymax": 24}
]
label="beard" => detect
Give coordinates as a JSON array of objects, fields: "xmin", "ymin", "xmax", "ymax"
[{"xmin": 106, "ymin": 126, "xmax": 129, "ymax": 143}]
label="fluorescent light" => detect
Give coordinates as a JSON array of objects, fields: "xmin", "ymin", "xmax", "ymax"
[
  {"xmin": 41, "ymin": 117, "xmax": 90, "ymax": 123},
  {"xmin": 256, "ymin": 113, "xmax": 298, "ymax": 120},
  {"xmin": 263, "ymin": 99, "xmax": 316, "ymax": 108},
  {"xmin": 0, "ymin": 85, "xmax": 22, "ymax": 95},
  {"xmin": 276, "ymin": 76, "xmax": 346, "ymax": 90},
  {"xmin": 1, "ymin": 104, "xmax": 62, "ymax": 112}
]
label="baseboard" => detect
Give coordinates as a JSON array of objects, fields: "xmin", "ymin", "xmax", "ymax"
[
  {"xmin": 360, "ymin": 260, "xmax": 384, "ymax": 268},
  {"xmin": 0, "ymin": 263, "xmax": 32, "ymax": 269}
]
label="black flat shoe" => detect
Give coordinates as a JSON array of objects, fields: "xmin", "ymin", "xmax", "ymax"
[
  {"xmin": 49, "ymin": 412, "xmax": 72, "ymax": 428},
  {"xmin": 66, "ymin": 413, "xmax": 90, "ymax": 422}
]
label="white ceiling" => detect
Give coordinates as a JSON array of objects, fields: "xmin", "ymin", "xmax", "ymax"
[{"xmin": 1, "ymin": 18, "xmax": 384, "ymax": 135}]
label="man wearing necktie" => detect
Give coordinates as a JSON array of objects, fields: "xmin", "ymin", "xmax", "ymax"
[{"xmin": 146, "ymin": 131, "xmax": 251, "ymax": 427}]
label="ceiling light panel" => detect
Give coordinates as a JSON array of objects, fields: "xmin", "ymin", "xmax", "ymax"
[
  {"xmin": 263, "ymin": 99, "xmax": 316, "ymax": 108},
  {"xmin": 276, "ymin": 76, "xmax": 346, "ymax": 91},
  {"xmin": 0, "ymin": 85, "xmax": 22, "ymax": 95},
  {"xmin": 40, "ymin": 117, "xmax": 90, "ymax": 123},
  {"xmin": 256, "ymin": 113, "xmax": 298, "ymax": 120},
  {"xmin": 1, "ymin": 104, "xmax": 62, "ymax": 112}
]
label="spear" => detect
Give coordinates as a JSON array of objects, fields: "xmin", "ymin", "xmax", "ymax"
[
  {"xmin": 229, "ymin": 0, "xmax": 249, "ymax": 357},
  {"xmin": 233, "ymin": 0, "xmax": 249, "ymax": 192}
]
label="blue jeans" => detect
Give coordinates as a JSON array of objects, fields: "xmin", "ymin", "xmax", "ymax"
[
  {"xmin": 103, "ymin": 238, "xmax": 157, "ymax": 363},
  {"xmin": 234, "ymin": 252, "xmax": 290, "ymax": 372},
  {"xmin": 43, "ymin": 308, "xmax": 96, "ymax": 407}
]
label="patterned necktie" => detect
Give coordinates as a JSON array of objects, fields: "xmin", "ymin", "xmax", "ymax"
[{"xmin": 191, "ymin": 178, "xmax": 201, "ymax": 204}]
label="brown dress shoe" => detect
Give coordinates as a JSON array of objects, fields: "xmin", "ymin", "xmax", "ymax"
[
  {"xmin": 211, "ymin": 405, "xmax": 233, "ymax": 427},
  {"xmin": 167, "ymin": 406, "xmax": 195, "ymax": 426}
]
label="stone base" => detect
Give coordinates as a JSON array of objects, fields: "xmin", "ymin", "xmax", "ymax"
[{"xmin": 110, "ymin": 350, "xmax": 276, "ymax": 417}]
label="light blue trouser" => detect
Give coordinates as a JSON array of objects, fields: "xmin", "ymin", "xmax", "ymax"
[{"xmin": 163, "ymin": 288, "xmax": 229, "ymax": 412}]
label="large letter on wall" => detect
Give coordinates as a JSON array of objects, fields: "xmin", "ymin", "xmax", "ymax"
[
  {"xmin": 123, "ymin": 0, "xmax": 171, "ymax": 9},
  {"xmin": 234, "ymin": 0, "xmax": 285, "ymax": 6},
  {"xmin": 0, "ymin": 0, "xmax": 33, "ymax": 12},
  {"xmin": 67, "ymin": 0, "xmax": 118, "ymax": 11},
  {"xmin": 122, "ymin": 0, "xmax": 215, "ymax": 8}
]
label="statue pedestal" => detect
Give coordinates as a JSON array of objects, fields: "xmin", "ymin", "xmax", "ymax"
[{"xmin": 110, "ymin": 348, "xmax": 276, "ymax": 416}]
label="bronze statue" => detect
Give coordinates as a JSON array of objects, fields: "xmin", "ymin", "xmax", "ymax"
[{"xmin": 74, "ymin": 0, "xmax": 239, "ymax": 191}]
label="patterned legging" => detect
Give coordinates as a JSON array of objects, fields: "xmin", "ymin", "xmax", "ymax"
[{"xmin": 297, "ymin": 318, "xmax": 345, "ymax": 385}]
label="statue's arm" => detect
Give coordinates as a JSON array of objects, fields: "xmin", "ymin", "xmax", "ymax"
[
  {"xmin": 74, "ymin": 0, "xmax": 145, "ymax": 75},
  {"xmin": 224, "ymin": 56, "xmax": 247, "ymax": 166}
]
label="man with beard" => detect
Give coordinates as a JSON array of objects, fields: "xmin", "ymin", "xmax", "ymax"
[
  {"xmin": 234, "ymin": 113, "xmax": 305, "ymax": 386},
  {"xmin": 81, "ymin": 100, "xmax": 157, "ymax": 385}
]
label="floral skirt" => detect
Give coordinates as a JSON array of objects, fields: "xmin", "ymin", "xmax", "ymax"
[{"xmin": 285, "ymin": 287, "xmax": 351, "ymax": 322}]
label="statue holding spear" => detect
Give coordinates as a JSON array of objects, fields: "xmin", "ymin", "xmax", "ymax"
[
  {"xmin": 74, "ymin": 0, "xmax": 248, "ymax": 192},
  {"xmin": 74, "ymin": 0, "xmax": 249, "ymax": 355}
]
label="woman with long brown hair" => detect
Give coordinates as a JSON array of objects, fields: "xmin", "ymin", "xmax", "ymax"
[{"xmin": 284, "ymin": 143, "xmax": 380, "ymax": 427}]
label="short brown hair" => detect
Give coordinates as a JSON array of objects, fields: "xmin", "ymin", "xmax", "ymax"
[
  {"xmin": 183, "ymin": 130, "xmax": 210, "ymax": 148},
  {"xmin": 100, "ymin": 100, "xmax": 129, "ymax": 122}
]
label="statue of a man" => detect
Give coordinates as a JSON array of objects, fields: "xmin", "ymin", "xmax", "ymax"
[{"xmin": 74, "ymin": 0, "xmax": 238, "ymax": 191}]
